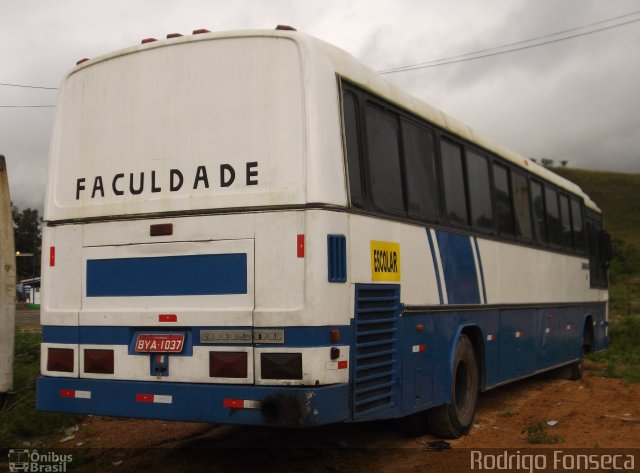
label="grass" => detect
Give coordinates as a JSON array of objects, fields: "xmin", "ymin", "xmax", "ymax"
[
  {"xmin": 0, "ymin": 330, "xmax": 80, "ymax": 448},
  {"xmin": 588, "ymin": 314, "xmax": 640, "ymax": 384},
  {"xmin": 522, "ymin": 421, "xmax": 563, "ymax": 444}
]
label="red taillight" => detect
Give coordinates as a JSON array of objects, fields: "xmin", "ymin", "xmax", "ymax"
[
  {"xmin": 47, "ymin": 348, "xmax": 74, "ymax": 372},
  {"xmin": 260, "ymin": 353, "xmax": 302, "ymax": 380},
  {"xmin": 84, "ymin": 349, "xmax": 114, "ymax": 374},
  {"xmin": 209, "ymin": 352, "xmax": 248, "ymax": 378}
]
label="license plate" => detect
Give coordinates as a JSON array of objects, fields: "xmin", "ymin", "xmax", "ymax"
[{"xmin": 135, "ymin": 334, "xmax": 185, "ymax": 353}]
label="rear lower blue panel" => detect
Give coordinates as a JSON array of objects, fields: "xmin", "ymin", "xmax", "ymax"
[{"xmin": 37, "ymin": 377, "xmax": 349, "ymax": 427}]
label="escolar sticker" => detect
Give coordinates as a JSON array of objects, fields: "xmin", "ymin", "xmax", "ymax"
[{"xmin": 370, "ymin": 241, "xmax": 401, "ymax": 281}]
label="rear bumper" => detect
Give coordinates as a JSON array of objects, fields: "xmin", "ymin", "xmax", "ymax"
[{"xmin": 37, "ymin": 377, "xmax": 349, "ymax": 427}]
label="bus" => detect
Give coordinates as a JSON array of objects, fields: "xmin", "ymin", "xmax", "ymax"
[{"xmin": 37, "ymin": 27, "xmax": 611, "ymax": 438}]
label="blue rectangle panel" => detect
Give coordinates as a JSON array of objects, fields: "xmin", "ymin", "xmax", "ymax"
[{"xmin": 86, "ymin": 253, "xmax": 247, "ymax": 297}]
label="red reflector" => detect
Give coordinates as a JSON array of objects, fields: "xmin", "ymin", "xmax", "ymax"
[
  {"xmin": 84, "ymin": 349, "xmax": 114, "ymax": 374},
  {"xmin": 192, "ymin": 28, "xmax": 210, "ymax": 35},
  {"xmin": 136, "ymin": 393, "xmax": 154, "ymax": 403},
  {"xmin": 76, "ymin": 58, "xmax": 89, "ymax": 65},
  {"xmin": 159, "ymin": 314, "xmax": 177, "ymax": 323},
  {"xmin": 141, "ymin": 37, "xmax": 157, "ymax": 44},
  {"xmin": 59, "ymin": 389, "xmax": 75, "ymax": 398},
  {"xmin": 150, "ymin": 223, "xmax": 173, "ymax": 236},
  {"xmin": 49, "ymin": 246, "xmax": 56, "ymax": 267},
  {"xmin": 47, "ymin": 348, "xmax": 74, "ymax": 373},
  {"xmin": 419, "ymin": 344, "xmax": 427, "ymax": 352},
  {"xmin": 297, "ymin": 234, "xmax": 305, "ymax": 258},
  {"xmin": 338, "ymin": 360, "xmax": 348, "ymax": 370},
  {"xmin": 166, "ymin": 33, "xmax": 183, "ymax": 39},
  {"xmin": 223, "ymin": 398, "xmax": 244, "ymax": 409},
  {"xmin": 416, "ymin": 324, "xmax": 424, "ymax": 332}
]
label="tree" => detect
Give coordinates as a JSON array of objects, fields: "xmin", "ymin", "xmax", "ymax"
[
  {"xmin": 560, "ymin": 160, "xmax": 569, "ymax": 167},
  {"xmin": 12, "ymin": 203, "xmax": 42, "ymax": 281}
]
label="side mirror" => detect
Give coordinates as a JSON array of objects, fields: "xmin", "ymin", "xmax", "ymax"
[{"xmin": 600, "ymin": 231, "xmax": 613, "ymax": 264}]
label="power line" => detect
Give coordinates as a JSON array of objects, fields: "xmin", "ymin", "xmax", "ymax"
[
  {"xmin": 0, "ymin": 105, "xmax": 55, "ymax": 108},
  {"xmin": 379, "ymin": 10, "xmax": 640, "ymax": 74},
  {"xmin": 0, "ymin": 82, "xmax": 57, "ymax": 90}
]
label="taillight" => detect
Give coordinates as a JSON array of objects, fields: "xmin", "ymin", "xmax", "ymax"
[
  {"xmin": 84, "ymin": 349, "xmax": 114, "ymax": 374},
  {"xmin": 260, "ymin": 353, "xmax": 302, "ymax": 380},
  {"xmin": 209, "ymin": 352, "xmax": 248, "ymax": 378},
  {"xmin": 47, "ymin": 348, "xmax": 74, "ymax": 373}
]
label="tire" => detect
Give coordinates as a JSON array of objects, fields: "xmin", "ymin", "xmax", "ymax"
[
  {"xmin": 565, "ymin": 325, "xmax": 591, "ymax": 381},
  {"xmin": 427, "ymin": 334, "xmax": 479, "ymax": 439}
]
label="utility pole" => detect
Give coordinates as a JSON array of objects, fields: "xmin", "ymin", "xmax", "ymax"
[{"xmin": 0, "ymin": 154, "xmax": 16, "ymax": 396}]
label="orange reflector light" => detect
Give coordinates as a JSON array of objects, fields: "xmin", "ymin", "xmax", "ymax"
[
  {"xmin": 192, "ymin": 28, "xmax": 210, "ymax": 35},
  {"xmin": 330, "ymin": 329, "xmax": 340, "ymax": 343},
  {"xmin": 76, "ymin": 58, "xmax": 89, "ymax": 65},
  {"xmin": 159, "ymin": 314, "xmax": 177, "ymax": 323},
  {"xmin": 141, "ymin": 37, "xmax": 157, "ymax": 44}
]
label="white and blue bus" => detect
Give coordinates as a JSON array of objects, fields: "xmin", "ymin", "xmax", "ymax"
[{"xmin": 37, "ymin": 27, "xmax": 610, "ymax": 438}]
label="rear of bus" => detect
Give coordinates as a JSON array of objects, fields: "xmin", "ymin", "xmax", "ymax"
[{"xmin": 37, "ymin": 29, "xmax": 353, "ymax": 426}]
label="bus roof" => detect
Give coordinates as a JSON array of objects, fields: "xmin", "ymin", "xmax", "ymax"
[{"xmin": 66, "ymin": 28, "xmax": 599, "ymax": 214}]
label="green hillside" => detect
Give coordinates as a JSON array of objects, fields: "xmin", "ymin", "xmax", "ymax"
[{"xmin": 554, "ymin": 167, "xmax": 640, "ymax": 316}]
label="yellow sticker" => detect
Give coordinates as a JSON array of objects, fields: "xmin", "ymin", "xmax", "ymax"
[{"xmin": 370, "ymin": 241, "xmax": 401, "ymax": 281}]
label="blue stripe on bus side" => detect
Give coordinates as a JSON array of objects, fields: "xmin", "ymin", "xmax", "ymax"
[
  {"xmin": 473, "ymin": 237, "xmax": 488, "ymax": 304},
  {"xmin": 435, "ymin": 231, "xmax": 481, "ymax": 305},
  {"xmin": 41, "ymin": 325, "xmax": 353, "ymax": 348},
  {"xmin": 426, "ymin": 229, "xmax": 444, "ymax": 304},
  {"xmin": 86, "ymin": 253, "xmax": 247, "ymax": 297}
]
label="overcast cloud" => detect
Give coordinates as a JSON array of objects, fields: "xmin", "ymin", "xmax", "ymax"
[{"xmin": 1, "ymin": 0, "xmax": 639, "ymax": 212}]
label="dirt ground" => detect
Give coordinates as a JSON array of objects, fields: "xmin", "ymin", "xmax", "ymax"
[{"xmin": 35, "ymin": 361, "xmax": 639, "ymax": 473}]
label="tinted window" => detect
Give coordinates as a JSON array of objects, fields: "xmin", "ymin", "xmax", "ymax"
[
  {"xmin": 571, "ymin": 198, "xmax": 585, "ymax": 252},
  {"xmin": 530, "ymin": 181, "xmax": 547, "ymax": 243},
  {"xmin": 493, "ymin": 163, "xmax": 515, "ymax": 236},
  {"xmin": 559, "ymin": 194, "xmax": 573, "ymax": 249},
  {"xmin": 343, "ymin": 91, "xmax": 364, "ymax": 206},
  {"xmin": 365, "ymin": 104, "xmax": 404, "ymax": 212},
  {"xmin": 466, "ymin": 151, "xmax": 493, "ymax": 230},
  {"xmin": 401, "ymin": 120, "xmax": 440, "ymax": 220},
  {"xmin": 545, "ymin": 187, "xmax": 562, "ymax": 246},
  {"xmin": 512, "ymin": 171, "xmax": 533, "ymax": 240},
  {"xmin": 440, "ymin": 140, "xmax": 468, "ymax": 226}
]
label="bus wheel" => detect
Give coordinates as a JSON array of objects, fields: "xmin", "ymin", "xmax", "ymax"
[
  {"xmin": 427, "ymin": 334, "xmax": 479, "ymax": 439},
  {"xmin": 565, "ymin": 326, "xmax": 591, "ymax": 381}
]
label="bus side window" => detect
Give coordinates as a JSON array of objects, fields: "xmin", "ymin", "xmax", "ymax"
[
  {"xmin": 530, "ymin": 180, "xmax": 547, "ymax": 244},
  {"xmin": 342, "ymin": 91, "xmax": 365, "ymax": 207},
  {"xmin": 440, "ymin": 139, "xmax": 469, "ymax": 226},
  {"xmin": 401, "ymin": 120, "xmax": 440, "ymax": 221},
  {"xmin": 544, "ymin": 186, "xmax": 562, "ymax": 247},
  {"xmin": 465, "ymin": 150, "xmax": 494, "ymax": 232},
  {"xmin": 512, "ymin": 171, "xmax": 533, "ymax": 241},
  {"xmin": 570, "ymin": 198, "xmax": 585, "ymax": 253},
  {"xmin": 365, "ymin": 103, "xmax": 405, "ymax": 214},
  {"xmin": 559, "ymin": 194, "xmax": 573, "ymax": 250},
  {"xmin": 493, "ymin": 163, "xmax": 515, "ymax": 237}
]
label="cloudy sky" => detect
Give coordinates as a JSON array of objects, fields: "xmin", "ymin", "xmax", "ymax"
[{"xmin": 2, "ymin": 0, "xmax": 639, "ymax": 212}]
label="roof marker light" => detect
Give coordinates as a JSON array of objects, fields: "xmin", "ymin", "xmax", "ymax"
[
  {"xmin": 166, "ymin": 33, "xmax": 183, "ymax": 39},
  {"xmin": 192, "ymin": 28, "xmax": 210, "ymax": 35},
  {"xmin": 275, "ymin": 25, "xmax": 297, "ymax": 31},
  {"xmin": 141, "ymin": 38, "xmax": 158, "ymax": 44},
  {"xmin": 76, "ymin": 58, "xmax": 89, "ymax": 66}
]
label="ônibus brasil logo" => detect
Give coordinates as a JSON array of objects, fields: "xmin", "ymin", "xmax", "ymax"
[{"xmin": 7, "ymin": 449, "xmax": 73, "ymax": 472}]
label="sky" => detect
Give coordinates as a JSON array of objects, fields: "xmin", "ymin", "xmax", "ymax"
[{"xmin": 1, "ymin": 0, "xmax": 639, "ymax": 212}]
